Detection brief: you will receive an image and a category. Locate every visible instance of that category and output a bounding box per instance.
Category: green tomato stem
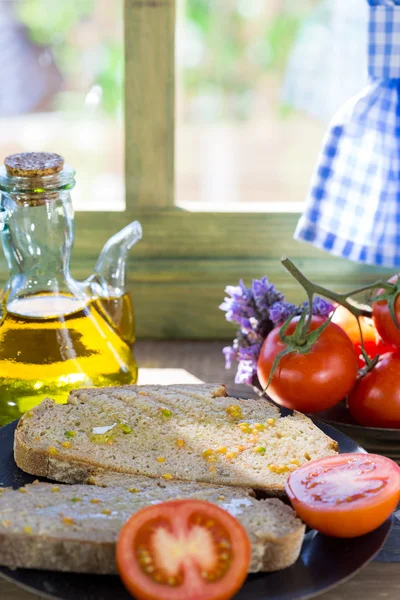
[280,257,394,371]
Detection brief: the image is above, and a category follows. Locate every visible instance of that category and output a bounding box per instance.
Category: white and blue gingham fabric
[295,0,400,268]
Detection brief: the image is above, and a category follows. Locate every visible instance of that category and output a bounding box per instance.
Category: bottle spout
[92,220,143,296]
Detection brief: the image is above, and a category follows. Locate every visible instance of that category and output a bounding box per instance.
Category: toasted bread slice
[14,384,338,493]
[0,478,305,574]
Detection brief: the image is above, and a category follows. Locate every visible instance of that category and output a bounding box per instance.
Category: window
[0,0,385,339]
[124,0,382,338]
[0,0,124,211]
[175,0,368,211]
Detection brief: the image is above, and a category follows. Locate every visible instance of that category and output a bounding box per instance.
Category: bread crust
[14,386,338,494]
[8,384,333,576]
[14,429,288,493]
[259,526,305,572]
[0,529,304,575]
[0,534,116,574]
[0,481,305,574]
[15,430,288,492]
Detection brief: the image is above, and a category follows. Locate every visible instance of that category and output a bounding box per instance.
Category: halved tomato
[116,499,251,600]
[286,453,400,538]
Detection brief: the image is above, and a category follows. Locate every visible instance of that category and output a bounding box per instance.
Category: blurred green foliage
[186,0,304,75]
[16,0,123,117]
[17,0,94,45]
[184,0,310,119]
[266,13,305,72]
[16,0,311,120]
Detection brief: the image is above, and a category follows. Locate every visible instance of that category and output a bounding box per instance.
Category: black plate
[0,419,393,600]
[314,400,400,463]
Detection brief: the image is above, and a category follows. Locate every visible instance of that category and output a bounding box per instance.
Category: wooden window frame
[0,1,385,339]
[88,0,387,339]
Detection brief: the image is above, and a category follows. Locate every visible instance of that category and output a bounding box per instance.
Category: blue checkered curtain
[295,0,400,268]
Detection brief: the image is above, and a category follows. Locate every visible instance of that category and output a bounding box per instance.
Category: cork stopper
[4,152,64,177]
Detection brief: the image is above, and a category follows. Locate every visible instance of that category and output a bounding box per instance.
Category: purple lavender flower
[224,280,248,301]
[222,345,238,369]
[221,274,335,389]
[237,342,262,363]
[219,280,256,327]
[235,360,258,386]
[313,296,334,316]
[302,296,334,317]
[269,301,299,326]
[251,276,284,315]
[242,317,263,335]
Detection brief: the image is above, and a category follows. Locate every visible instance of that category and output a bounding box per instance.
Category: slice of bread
[14,384,338,493]
[0,478,305,574]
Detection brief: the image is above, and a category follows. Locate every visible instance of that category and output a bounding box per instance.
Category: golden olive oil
[0,293,138,426]
[97,293,136,346]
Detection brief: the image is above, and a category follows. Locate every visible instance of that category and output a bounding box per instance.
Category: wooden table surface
[1,340,399,600]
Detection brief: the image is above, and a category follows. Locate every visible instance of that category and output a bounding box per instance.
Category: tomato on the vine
[257,316,358,413]
[372,275,400,347]
[286,453,400,538]
[116,499,251,600]
[348,352,400,428]
[331,305,394,368]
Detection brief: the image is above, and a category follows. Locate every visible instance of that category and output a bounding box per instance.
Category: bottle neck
[0,190,83,306]
[0,164,75,196]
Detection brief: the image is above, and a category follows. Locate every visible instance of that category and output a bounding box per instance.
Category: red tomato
[116,499,251,600]
[257,316,358,413]
[331,305,394,368]
[348,352,400,428]
[372,275,400,347]
[286,453,400,538]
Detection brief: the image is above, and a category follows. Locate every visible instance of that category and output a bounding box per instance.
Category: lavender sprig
[252,276,284,314]
[220,275,334,386]
[235,360,258,386]
[269,301,299,326]
[303,297,334,317]
[219,280,256,330]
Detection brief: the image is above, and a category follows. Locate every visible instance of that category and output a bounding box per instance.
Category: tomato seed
[220,552,229,561]
[206,520,215,528]
[145,565,154,574]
